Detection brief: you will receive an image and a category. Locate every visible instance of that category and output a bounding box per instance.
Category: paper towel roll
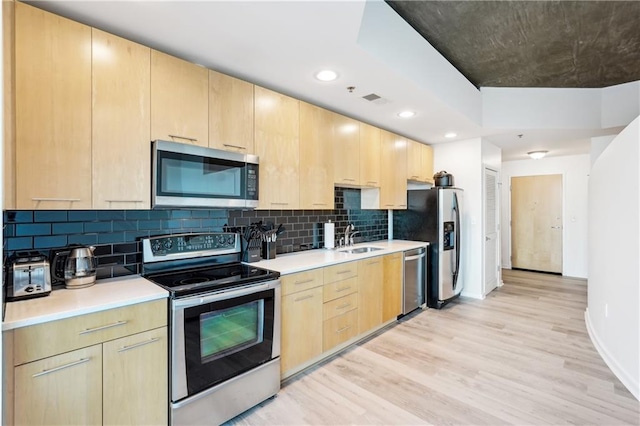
[324,221,335,249]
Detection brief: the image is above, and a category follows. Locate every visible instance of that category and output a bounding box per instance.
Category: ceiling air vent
[361,93,389,105]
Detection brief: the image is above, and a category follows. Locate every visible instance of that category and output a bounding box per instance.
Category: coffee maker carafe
[53,245,97,289]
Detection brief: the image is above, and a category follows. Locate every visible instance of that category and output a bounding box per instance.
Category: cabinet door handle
[270,202,289,206]
[335,286,351,293]
[168,134,198,143]
[294,294,314,302]
[336,325,352,334]
[410,175,419,179]
[367,260,381,265]
[342,178,356,182]
[294,279,315,286]
[118,337,161,353]
[223,144,246,150]
[79,320,128,335]
[366,181,378,185]
[312,203,327,206]
[32,198,81,202]
[105,199,144,204]
[384,204,394,207]
[32,358,90,378]
[336,270,352,275]
[336,303,351,310]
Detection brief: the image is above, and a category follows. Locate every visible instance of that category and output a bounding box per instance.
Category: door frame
[482,165,502,295]
[506,172,566,275]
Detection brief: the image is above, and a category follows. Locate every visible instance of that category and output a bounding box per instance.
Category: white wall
[601,81,640,128]
[433,138,484,299]
[590,135,616,166]
[482,87,602,129]
[586,116,639,400]
[500,155,590,278]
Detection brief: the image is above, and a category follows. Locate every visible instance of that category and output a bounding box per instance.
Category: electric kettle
[53,245,97,289]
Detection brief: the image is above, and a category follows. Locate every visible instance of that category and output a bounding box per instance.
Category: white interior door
[484,167,499,295]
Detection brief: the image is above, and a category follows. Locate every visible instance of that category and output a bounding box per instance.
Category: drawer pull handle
[336,303,351,310]
[168,134,198,143]
[32,198,81,202]
[223,144,246,150]
[79,320,128,335]
[366,181,378,185]
[367,260,381,265]
[294,279,314,285]
[294,295,314,302]
[336,325,352,334]
[342,179,356,182]
[270,202,289,206]
[33,358,90,378]
[336,270,351,275]
[118,337,161,353]
[312,203,327,206]
[105,199,144,203]
[335,286,351,293]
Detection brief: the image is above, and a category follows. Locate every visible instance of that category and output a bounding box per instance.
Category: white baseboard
[584,308,639,401]
[460,291,485,300]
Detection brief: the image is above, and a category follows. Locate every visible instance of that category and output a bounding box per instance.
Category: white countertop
[3,275,169,331]
[252,239,428,275]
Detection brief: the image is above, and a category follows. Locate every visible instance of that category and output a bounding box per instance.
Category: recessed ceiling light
[444,132,457,139]
[397,110,416,118]
[527,150,548,160]
[315,70,338,82]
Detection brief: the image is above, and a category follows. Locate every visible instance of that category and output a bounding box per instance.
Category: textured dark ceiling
[386,1,640,88]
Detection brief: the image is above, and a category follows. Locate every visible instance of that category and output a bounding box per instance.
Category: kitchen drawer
[281,268,323,296]
[323,309,358,351]
[323,277,358,302]
[13,299,167,366]
[323,292,358,320]
[323,262,357,284]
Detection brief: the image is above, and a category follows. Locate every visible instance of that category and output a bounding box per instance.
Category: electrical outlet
[605,303,608,318]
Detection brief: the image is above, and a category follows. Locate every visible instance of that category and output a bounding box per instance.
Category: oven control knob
[163,239,173,250]
[151,240,162,252]
[227,236,235,245]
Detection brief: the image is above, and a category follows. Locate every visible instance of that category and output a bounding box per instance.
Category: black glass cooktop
[145,262,279,297]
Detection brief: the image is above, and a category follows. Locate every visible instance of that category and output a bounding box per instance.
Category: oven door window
[182,288,275,396]
[157,150,246,199]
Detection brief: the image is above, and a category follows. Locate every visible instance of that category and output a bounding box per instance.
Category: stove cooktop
[145,262,279,297]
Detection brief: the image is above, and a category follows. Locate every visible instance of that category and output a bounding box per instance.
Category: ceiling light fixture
[527,150,548,160]
[444,132,457,139]
[397,110,416,118]
[315,70,338,82]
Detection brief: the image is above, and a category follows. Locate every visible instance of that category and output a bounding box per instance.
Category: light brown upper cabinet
[379,130,408,209]
[209,70,254,153]
[299,102,334,209]
[4,0,16,209]
[332,112,360,186]
[15,3,92,209]
[254,86,300,209]
[151,50,208,147]
[92,29,151,209]
[359,122,381,188]
[407,139,435,184]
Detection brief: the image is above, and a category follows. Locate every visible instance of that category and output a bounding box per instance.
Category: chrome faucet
[343,224,353,247]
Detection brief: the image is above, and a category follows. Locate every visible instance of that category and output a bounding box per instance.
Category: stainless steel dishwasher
[403,247,427,315]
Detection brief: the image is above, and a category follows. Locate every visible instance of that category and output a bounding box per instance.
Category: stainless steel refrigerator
[393,187,464,308]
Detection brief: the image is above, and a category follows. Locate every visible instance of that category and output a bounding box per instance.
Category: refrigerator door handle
[452,192,461,288]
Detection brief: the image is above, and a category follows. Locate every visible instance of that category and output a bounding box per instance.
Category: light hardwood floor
[228,269,640,425]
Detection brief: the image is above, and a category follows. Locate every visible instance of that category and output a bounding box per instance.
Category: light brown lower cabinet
[14,345,103,425]
[383,253,404,322]
[4,300,168,426]
[280,253,405,379]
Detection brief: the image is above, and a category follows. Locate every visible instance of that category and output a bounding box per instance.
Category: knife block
[262,241,276,260]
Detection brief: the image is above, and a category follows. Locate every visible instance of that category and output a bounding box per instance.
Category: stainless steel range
[141,232,281,426]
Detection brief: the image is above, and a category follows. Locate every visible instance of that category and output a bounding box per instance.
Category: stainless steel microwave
[152,140,259,209]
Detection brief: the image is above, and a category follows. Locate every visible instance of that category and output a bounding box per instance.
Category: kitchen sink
[339,246,385,254]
